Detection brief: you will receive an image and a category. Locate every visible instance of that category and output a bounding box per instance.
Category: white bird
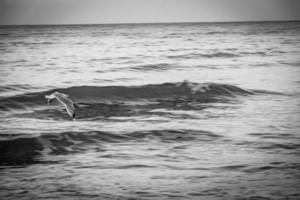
[179,80,211,94]
[45,91,76,119]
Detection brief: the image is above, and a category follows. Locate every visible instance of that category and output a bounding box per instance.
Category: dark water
[0,22,300,199]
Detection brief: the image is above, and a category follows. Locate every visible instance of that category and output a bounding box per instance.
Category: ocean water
[0,22,300,199]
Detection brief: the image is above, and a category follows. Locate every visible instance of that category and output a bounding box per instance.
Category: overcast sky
[0,0,299,25]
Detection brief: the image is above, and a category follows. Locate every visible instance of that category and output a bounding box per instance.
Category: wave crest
[0,129,220,165]
[0,81,253,112]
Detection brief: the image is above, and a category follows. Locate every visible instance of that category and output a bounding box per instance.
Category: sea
[0,21,300,200]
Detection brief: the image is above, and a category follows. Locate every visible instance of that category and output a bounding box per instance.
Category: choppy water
[0,22,300,200]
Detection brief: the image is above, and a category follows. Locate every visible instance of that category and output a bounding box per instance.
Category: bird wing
[45,93,55,100]
[61,93,70,98]
[64,100,75,118]
[55,93,76,118]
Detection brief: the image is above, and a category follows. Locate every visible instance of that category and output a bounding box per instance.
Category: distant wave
[252,89,287,96]
[129,63,175,72]
[0,81,254,112]
[166,50,270,60]
[167,52,240,59]
[0,84,34,92]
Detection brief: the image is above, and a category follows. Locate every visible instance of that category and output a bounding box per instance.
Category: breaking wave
[0,129,220,165]
[0,81,253,111]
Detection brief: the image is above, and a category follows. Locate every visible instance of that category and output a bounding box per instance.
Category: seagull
[45,91,76,119]
[179,80,211,94]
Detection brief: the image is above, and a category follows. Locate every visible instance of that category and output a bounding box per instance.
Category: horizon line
[0,19,299,27]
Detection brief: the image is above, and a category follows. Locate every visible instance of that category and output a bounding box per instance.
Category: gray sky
[0,0,299,25]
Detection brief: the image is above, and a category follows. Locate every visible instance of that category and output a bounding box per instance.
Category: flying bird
[45,91,76,119]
